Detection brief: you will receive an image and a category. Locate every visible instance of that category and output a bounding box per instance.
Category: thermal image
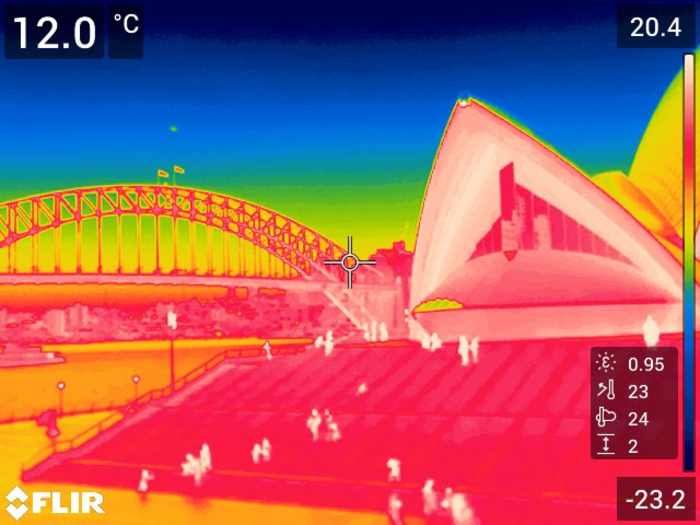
[0,2,698,524]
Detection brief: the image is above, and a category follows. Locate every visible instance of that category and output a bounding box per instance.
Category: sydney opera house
[409,97,693,341]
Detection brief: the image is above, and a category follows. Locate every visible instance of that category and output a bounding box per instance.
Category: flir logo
[5,486,104,521]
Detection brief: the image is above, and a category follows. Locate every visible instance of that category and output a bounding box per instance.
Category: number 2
[634,489,648,509]
[631,17,644,37]
[672,489,685,509]
[628,439,638,454]
[38,16,59,49]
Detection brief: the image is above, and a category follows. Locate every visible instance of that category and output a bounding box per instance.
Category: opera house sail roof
[410,99,686,340]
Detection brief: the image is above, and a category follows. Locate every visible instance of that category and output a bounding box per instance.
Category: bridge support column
[54,226,60,273]
[117,214,122,274]
[136,215,141,274]
[9,205,16,274]
[96,215,102,273]
[223,232,229,276]
[173,218,178,274]
[31,201,39,273]
[239,237,244,277]
[190,221,196,275]
[76,220,82,274]
[32,233,38,273]
[155,214,161,274]
[206,225,213,276]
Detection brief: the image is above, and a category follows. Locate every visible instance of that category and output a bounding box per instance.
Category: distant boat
[0,342,64,368]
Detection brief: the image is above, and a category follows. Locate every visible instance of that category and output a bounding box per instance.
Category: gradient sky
[0,0,694,255]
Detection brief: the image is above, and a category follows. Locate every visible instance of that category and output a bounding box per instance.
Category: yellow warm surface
[42,337,311,355]
[1,339,308,420]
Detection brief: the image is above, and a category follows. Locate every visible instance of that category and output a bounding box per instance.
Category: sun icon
[595,351,617,373]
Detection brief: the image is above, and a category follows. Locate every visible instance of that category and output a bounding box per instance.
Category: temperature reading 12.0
[4,4,144,59]
[13,15,96,50]
[4,5,104,59]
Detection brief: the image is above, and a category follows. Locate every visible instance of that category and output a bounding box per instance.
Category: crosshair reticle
[324,236,377,289]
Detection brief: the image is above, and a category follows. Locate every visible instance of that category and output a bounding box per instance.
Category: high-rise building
[44,309,67,338]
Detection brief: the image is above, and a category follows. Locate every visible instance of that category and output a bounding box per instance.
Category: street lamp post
[132,375,140,405]
[167,311,178,391]
[56,381,66,415]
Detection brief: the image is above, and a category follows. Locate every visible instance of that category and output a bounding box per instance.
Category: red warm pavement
[27,336,696,524]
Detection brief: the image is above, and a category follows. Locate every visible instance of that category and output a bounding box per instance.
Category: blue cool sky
[0,0,694,251]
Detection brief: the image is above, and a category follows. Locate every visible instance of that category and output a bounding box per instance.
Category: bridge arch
[0,185,346,280]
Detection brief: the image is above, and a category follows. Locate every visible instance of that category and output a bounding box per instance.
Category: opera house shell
[410,99,688,340]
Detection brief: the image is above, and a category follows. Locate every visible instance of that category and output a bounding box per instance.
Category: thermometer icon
[597,379,615,400]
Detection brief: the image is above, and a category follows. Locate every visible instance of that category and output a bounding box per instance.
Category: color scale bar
[682,53,695,473]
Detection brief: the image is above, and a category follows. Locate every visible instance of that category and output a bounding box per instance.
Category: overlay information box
[617,477,695,521]
[591,347,678,460]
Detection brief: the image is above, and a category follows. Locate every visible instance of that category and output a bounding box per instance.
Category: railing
[1,402,127,426]
[21,342,308,476]
[21,411,126,476]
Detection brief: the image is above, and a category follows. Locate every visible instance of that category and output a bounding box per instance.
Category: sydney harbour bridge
[0,185,403,329]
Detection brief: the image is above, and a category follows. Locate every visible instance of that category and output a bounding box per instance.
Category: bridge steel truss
[0,185,346,281]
